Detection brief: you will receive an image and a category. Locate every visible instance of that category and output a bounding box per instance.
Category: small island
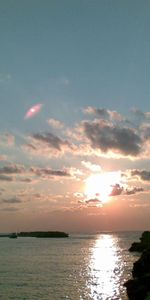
[0,231,69,238]
[18,231,69,238]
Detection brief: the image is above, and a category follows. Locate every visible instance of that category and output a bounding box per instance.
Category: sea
[0,231,141,300]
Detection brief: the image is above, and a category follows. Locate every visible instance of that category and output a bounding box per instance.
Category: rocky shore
[124,231,150,300]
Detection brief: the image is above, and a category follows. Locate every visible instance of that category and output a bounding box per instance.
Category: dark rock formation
[18,231,69,238]
[132,249,150,278]
[124,278,148,300]
[129,231,150,252]
[124,231,150,300]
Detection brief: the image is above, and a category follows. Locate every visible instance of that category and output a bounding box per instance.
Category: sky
[1,0,150,232]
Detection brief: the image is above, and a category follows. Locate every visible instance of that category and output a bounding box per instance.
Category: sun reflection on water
[88,234,123,300]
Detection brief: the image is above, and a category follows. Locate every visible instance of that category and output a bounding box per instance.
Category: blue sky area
[1,0,150,128]
[1,1,150,232]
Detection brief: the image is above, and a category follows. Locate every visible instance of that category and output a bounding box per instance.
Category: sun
[84,171,122,204]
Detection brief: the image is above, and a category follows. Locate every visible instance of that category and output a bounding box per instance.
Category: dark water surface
[0,232,141,300]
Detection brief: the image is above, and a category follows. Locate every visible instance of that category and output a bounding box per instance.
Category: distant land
[18,231,69,238]
[0,231,69,238]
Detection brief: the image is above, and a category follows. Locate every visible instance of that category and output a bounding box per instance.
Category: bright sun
[84,171,122,203]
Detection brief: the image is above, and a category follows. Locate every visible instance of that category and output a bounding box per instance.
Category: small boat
[9,233,18,239]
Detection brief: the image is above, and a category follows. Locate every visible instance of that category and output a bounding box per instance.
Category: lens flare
[24,104,43,119]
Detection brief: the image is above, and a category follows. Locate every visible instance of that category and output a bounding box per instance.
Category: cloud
[0,164,34,183]
[22,130,76,158]
[83,120,142,156]
[30,167,70,178]
[84,106,109,118]
[0,133,15,147]
[109,183,144,196]
[22,132,74,158]
[21,108,150,159]
[80,107,150,158]
[19,178,33,183]
[84,107,123,121]
[47,118,64,129]
[1,207,19,212]
[131,169,150,181]
[81,161,102,172]
[141,124,150,140]
[32,132,70,150]
[109,184,123,196]
[0,175,13,181]
[0,164,25,174]
[2,197,22,204]
[125,187,144,195]
[85,198,102,204]
[79,198,103,207]
[132,108,150,121]
[24,143,37,150]
[74,192,84,198]
[0,163,71,184]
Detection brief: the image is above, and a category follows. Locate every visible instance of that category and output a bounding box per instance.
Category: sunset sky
[1,0,150,232]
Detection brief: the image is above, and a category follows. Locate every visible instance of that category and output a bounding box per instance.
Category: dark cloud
[131,169,150,181]
[19,178,32,183]
[110,183,144,196]
[0,164,25,174]
[25,143,37,150]
[0,175,13,181]
[125,187,144,195]
[91,108,109,119]
[83,121,142,156]
[85,198,102,206]
[32,132,70,151]
[1,207,19,212]
[2,197,21,204]
[109,184,123,196]
[84,107,123,121]
[86,198,101,204]
[78,198,102,207]
[32,193,42,198]
[30,167,70,177]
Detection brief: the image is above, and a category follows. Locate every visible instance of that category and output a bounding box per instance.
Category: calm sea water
[0,232,141,300]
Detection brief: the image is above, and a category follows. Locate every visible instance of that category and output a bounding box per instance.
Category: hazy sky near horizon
[1,0,150,232]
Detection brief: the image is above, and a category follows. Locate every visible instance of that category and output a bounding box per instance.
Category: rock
[132,250,150,278]
[129,231,150,252]
[124,232,150,300]
[140,231,150,244]
[145,293,150,300]
[129,242,146,252]
[124,279,148,300]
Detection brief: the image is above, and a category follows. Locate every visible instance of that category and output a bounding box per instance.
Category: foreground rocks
[124,231,150,300]
[129,231,150,252]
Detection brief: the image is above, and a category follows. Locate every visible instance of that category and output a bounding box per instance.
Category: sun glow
[85,171,122,203]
